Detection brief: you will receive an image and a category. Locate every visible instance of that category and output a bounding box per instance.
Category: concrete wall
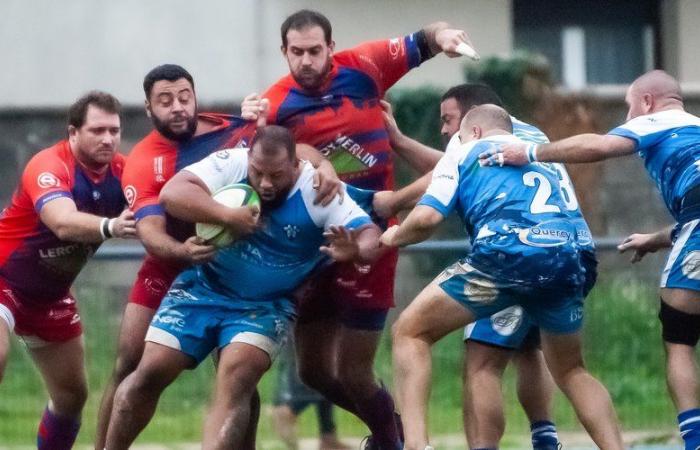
[0,0,511,107]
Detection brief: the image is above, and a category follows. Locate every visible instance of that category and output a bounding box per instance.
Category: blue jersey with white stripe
[181,149,372,301]
[419,134,584,288]
[608,109,700,222]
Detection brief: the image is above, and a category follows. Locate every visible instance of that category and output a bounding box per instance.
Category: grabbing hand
[372,190,398,220]
[435,28,479,60]
[313,160,344,206]
[320,225,360,262]
[380,100,404,148]
[379,224,400,247]
[618,233,664,263]
[241,93,270,127]
[111,209,137,239]
[478,142,529,167]
[227,204,261,237]
[181,236,217,264]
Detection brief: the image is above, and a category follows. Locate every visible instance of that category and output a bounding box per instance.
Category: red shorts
[296,248,398,327]
[0,276,81,345]
[128,256,183,310]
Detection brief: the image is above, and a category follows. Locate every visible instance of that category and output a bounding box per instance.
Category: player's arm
[296,143,344,206]
[373,172,432,219]
[381,100,443,174]
[40,198,135,243]
[479,133,636,167]
[423,21,477,58]
[380,206,444,247]
[136,215,215,264]
[617,225,674,263]
[160,170,259,237]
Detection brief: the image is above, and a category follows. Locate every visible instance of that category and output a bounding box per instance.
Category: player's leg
[317,400,351,449]
[659,287,700,450]
[105,341,192,449]
[393,282,475,450]
[0,307,11,383]
[95,302,156,448]
[540,331,623,450]
[29,336,88,450]
[462,339,512,449]
[336,316,400,450]
[271,403,300,450]
[513,343,560,450]
[202,342,272,449]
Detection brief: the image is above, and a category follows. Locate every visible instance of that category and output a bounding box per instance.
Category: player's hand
[226,204,260,236]
[617,233,663,263]
[313,159,344,206]
[380,100,405,148]
[478,142,529,167]
[436,28,478,59]
[241,93,269,127]
[379,224,400,247]
[111,209,137,239]
[181,236,217,264]
[373,190,398,220]
[320,225,360,262]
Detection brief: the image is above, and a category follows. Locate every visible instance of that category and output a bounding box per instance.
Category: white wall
[0,0,511,107]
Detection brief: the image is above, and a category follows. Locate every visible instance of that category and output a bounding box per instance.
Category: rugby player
[241,10,474,448]
[482,69,700,450]
[105,125,382,449]
[376,84,596,449]
[383,105,624,450]
[0,91,135,450]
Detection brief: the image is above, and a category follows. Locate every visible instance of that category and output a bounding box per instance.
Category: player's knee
[660,300,700,346]
[112,351,142,382]
[52,382,88,416]
[298,364,331,391]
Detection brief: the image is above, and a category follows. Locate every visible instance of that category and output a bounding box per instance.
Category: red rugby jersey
[122,113,254,244]
[0,140,126,303]
[264,34,428,191]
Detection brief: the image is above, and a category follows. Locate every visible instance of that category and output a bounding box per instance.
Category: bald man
[382,105,623,450]
[481,69,700,449]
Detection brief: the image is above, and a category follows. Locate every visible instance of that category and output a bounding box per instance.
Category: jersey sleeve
[122,152,167,220]
[21,151,73,212]
[417,135,468,217]
[607,115,668,152]
[343,32,427,94]
[182,148,249,194]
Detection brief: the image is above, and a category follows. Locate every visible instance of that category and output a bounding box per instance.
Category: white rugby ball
[195,183,260,248]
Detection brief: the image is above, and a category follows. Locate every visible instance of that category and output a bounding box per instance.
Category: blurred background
[1,0,699,448]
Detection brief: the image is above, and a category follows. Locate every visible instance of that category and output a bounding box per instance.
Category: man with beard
[94,64,257,448]
[105,125,383,449]
[241,10,475,449]
[0,91,136,450]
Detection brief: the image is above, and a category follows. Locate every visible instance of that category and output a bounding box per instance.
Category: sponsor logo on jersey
[153,309,186,328]
[154,156,165,183]
[283,224,299,240]
[518,226,571,248]
[570,306,584,323]
[215,150,231,159]
[682,250,700,280]
[124,185,137,208]
[491,306,523,336]
[389,37,401,59]
[145,277,169,295]
[37,172,60,188]
[38,243,84,259]
[320,135,378,173]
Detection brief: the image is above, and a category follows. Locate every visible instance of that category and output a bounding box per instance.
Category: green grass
[0,278,679,445]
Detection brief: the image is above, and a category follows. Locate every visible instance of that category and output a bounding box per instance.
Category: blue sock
[530,420,560,449]
[679,408,700,450]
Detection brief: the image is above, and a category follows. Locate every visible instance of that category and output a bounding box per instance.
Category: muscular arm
[618,225,674,263]
[537,134,637,163]
[136,215,186,261]
[40,197,135,243]
[355,224,384,263]
[374,172,432,219]
[381,205,444,247]
[393,136,443,174]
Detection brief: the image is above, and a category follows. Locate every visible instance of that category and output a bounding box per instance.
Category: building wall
[0,0,511,107]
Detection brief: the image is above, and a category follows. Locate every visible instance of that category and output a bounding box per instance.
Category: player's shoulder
[511,116,550,143]
[619,109,700,134]
[129,130,175,158]
[110,152,127,177]
[25,140,73,173]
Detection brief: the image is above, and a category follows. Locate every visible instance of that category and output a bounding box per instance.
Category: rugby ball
[195,183,260,248]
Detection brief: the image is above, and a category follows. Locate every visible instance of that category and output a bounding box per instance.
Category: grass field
[0,275,681,447]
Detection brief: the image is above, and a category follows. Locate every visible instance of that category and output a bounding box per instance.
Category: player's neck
[69,143,109,178]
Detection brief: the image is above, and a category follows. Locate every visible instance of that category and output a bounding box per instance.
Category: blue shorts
[438,260,584,335]
[463,250,597,347]
[661,219,700,291]
[145,274,295,365]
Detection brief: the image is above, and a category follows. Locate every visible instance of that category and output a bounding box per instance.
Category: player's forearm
[538,134,634,164]
[296,143,325,167]
[355,225,384,264]
[651,225,674,249]
[160,179,231,226]
[391,205,442,247]
[137,217,190,263]
[423,21,450,56]
[393,173,432,213]
[394,135,443,174]
[50,211,109,243]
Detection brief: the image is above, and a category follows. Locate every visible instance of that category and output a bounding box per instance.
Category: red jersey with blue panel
[263,34,430,314]
[0,140,126,343]
[123,113,254,309]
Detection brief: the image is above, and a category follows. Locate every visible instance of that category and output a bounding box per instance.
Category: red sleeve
[122,138,175,220]
[338,34,425,95]
[21,148,73,212]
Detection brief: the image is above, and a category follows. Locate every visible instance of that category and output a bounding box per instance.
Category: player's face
[69,105,121,169]
[283,26,334,92]
[146,78,198,142]
[247,146,299,209]
[440,98,463,146]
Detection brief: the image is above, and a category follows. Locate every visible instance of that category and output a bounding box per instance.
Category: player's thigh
[393,282,474,343]
[539,330,585,380]
[0,317,10,379]
[337,326,381,375]
[295,318,339,376]
[133,341,193,388]
[29,336,88,404]
[660,288,700,314]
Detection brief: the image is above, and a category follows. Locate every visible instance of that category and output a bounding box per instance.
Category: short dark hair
[281,9,332,48]
[250,125,296,161]
[67,91,121,129]
[143,64,194,99]
[441,84,504,117]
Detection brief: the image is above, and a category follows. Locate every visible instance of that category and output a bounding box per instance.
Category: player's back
[423,134,584,289]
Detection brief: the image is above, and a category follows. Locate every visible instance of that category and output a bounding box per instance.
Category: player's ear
[280,45,287,57]
[144,100,152,118]
[67,125,77,139]
[328,40,335,53]
[642,93,654,113]
[471,125,482,140]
